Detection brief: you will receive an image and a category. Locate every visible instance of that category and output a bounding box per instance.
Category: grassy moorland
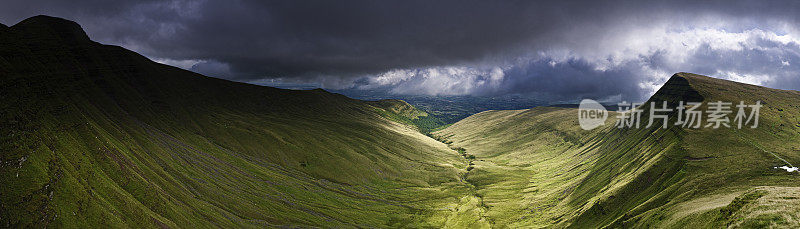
[0,16,478,228]
[435,73,800,228]
[3,15,800,228]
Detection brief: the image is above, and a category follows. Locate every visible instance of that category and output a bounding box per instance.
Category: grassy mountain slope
[4,15,799,228]
[435,72,800,228]
[0,16,475,228]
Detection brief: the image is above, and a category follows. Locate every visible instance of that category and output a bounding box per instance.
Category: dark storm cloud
[499,58,645,102]
[1,0,559,79]
[0,0,690,77]
[3,0,800,101]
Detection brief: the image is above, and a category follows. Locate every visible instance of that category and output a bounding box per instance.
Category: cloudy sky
[3,0,800,102]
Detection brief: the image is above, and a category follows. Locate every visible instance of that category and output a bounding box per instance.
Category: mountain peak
[10,15,90,44]
[674,72,716,82]
[646,72,705,106]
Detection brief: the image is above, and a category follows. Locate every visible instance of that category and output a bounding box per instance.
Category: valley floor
[442,145,492,228]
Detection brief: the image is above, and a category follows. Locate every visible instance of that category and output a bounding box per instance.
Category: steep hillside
[435,72,800,228]
[0,16,473,228]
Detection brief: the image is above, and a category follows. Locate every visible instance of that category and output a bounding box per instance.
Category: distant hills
[334,89,545,124]
[2,16,799,228]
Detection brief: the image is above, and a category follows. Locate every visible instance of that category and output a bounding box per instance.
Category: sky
[3,0,800,102]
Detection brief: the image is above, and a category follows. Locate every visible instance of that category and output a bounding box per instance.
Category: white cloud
[152,58,202,69]
[359,66,506,96]
[716,71,773,86]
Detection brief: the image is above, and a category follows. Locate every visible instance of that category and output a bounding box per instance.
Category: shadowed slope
[1,15,470,228]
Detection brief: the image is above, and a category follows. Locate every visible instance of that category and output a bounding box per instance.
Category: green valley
[2,16,800,228]
[434,73,800,228]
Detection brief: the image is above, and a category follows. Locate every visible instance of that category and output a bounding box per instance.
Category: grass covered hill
[367,99,446,133]
[435,72,800,228]
[0,15,477,228]
[4,15,800,228]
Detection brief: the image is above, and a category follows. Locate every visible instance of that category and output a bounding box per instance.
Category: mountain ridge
[435,72,800,228]
[1,15,471,228]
